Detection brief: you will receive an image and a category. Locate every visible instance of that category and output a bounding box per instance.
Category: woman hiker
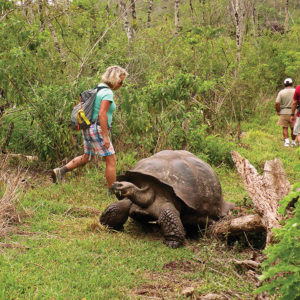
[52,65,128,191]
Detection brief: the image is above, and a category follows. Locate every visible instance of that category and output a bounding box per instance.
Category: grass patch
[0,102,298,299]
[0,167,257,299]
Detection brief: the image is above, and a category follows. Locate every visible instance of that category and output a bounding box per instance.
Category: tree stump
[211,151,291,246]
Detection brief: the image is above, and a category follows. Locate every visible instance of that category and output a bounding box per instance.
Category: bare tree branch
[147,0,153,28]
[75,0,137,82]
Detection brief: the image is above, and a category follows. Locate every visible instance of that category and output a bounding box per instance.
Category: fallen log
[210,152,291,246]
[211,214,265,236]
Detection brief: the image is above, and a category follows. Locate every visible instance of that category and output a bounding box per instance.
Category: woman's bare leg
[104,154,116,188]
[52,154,91,183]
[66,154,90,170]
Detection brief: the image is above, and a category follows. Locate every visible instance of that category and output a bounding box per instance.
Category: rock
[182,287,194,297]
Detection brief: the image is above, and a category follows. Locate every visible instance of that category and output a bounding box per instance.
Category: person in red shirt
[291,85,300,146]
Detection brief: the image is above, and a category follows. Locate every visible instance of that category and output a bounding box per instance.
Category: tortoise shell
[118,150,227,217]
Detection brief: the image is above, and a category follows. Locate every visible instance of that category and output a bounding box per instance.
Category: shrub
[257,153,300,300]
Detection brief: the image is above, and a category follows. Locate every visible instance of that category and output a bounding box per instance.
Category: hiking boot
[284,139,290,147]
[52,167,63,183]
[291,140,296,147]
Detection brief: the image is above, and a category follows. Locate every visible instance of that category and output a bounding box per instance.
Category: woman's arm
[99,100,111,149]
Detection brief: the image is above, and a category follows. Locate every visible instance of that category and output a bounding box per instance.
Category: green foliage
[257,147,300,300]
[1,0,300,167]
[116,151,138,175]
[0,81,93,164]
[113,74,234,166]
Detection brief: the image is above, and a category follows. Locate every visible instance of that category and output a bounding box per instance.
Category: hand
[291,116,295,123]
[103,137,110,149]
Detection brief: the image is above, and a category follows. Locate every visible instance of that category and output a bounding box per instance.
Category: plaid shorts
[82,123,115,157]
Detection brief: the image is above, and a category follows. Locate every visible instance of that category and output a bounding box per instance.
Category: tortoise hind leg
[100,199,132,230]
[158,203,185,248]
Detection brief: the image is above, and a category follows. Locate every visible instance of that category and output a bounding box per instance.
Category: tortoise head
[111,181,154,208]
[112,182,137,198]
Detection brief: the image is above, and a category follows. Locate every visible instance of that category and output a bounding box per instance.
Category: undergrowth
[0,98,299,299]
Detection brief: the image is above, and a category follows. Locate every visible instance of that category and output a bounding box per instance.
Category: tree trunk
[230,0,245,75]
[27,3,34,24]
[21,0,28,19]
[249,0,257,39]
[48,21,66,65]
[174,0,180,35]
[284,0,289,33]
[120,0,133,41]
[200,0,206,25]
[147,0,153,28]
[66,0,70,27]
[189,0,195,24]
[38,0,45,31]
[130,0,137,34]
[90,8,97,44]
[106,0,110,19]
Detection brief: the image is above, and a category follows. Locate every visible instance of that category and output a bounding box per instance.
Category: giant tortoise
[100,150,234,248]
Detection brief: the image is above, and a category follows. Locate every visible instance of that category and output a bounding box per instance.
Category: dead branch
[0,9,15,23]
[147,0,153,28]
[211,214,265,236]
[48,21,66,64]
[230,151,290,244]
[232,259,261,270]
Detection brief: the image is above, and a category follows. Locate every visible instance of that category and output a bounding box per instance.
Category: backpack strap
[95,85,110,91]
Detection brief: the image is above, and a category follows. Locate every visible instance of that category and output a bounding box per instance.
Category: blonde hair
[102,66,128,88]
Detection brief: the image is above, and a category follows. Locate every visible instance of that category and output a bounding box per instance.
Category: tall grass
[0,156,24,237]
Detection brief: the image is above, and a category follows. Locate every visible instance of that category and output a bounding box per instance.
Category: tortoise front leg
[129,204,157,223]
[158,203,185,248]
[100,199,132,230]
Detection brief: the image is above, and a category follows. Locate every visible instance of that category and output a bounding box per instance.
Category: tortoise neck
[131,184,154,208]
